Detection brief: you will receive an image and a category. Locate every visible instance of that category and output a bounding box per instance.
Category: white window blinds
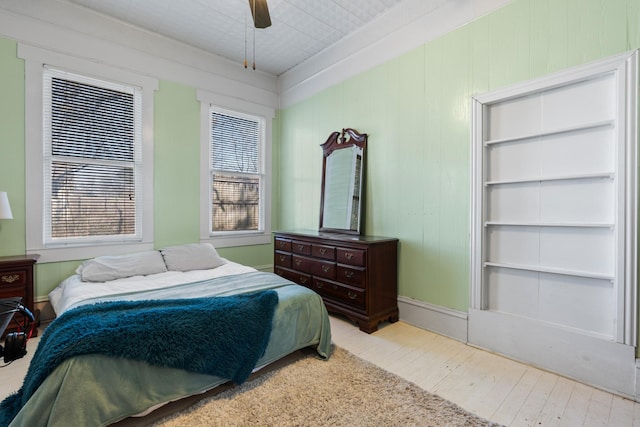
[210,109,263,233]
[43,68,143,245]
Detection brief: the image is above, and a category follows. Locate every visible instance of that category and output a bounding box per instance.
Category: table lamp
[0,191,13,220]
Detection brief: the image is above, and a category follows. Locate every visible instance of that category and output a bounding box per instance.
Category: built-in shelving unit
[469,49,638,400]
[477,99,621,312]
[482,126,617,286]
[482,115,617,301]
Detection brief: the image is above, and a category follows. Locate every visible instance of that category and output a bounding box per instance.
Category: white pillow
[160,243,226,272]
[79,250,168,282]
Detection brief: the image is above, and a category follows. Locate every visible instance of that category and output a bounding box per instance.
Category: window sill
[201,232,271,248]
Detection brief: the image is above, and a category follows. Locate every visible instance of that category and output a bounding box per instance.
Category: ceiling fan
[244,0,271,69]
[248,0,271,29]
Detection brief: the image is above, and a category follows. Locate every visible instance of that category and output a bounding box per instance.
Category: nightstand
[0,255,40,337]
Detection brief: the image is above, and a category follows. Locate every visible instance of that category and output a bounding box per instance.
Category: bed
[0,243,331,427]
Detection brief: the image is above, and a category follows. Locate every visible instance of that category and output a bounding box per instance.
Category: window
[198,91,273,247]
[210,108,263,233]
[43,68,142,245]
[20,44,158,262]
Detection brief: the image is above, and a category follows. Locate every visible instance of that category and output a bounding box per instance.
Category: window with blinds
[209,109,263,233]
[43,68,142,244]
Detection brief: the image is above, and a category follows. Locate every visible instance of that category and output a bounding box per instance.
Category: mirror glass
[319,128,366,234]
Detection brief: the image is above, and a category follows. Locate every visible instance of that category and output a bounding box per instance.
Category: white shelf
[484,261,614,281]
[484,222,614,229]
[485,172,614,186]
[484,120,614,146]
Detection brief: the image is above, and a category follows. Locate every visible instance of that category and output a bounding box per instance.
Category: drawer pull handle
[344,271,354,278]
[315,283,324,289]
[299,277,308,284]
[279,255,286,262]
[1,274,19,284]
[279,241,286,247]
[344,252,354,260]
[321,265,330,273]
[294,259,302,266]
[348,292,357,300]
[319,248,326,255]
[297,244,305,250]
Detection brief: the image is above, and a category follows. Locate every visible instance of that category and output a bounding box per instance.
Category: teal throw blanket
[0,290,278,427]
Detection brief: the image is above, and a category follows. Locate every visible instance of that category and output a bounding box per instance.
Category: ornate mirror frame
[319,128,367,235]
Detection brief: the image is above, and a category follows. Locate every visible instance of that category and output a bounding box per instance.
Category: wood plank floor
[330,316,640,427]
[2,316,640,426]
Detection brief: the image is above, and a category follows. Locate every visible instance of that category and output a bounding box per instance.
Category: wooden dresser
[0,254,39,338]
[273,230,398,333]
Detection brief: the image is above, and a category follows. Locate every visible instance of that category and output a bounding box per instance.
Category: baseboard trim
[398,296,467,342]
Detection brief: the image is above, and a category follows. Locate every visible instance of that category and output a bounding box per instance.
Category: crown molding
[277,0,513,109]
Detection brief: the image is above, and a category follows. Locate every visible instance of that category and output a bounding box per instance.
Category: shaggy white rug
[151,346,500,427]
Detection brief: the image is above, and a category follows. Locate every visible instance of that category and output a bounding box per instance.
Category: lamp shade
[0,192,13,219]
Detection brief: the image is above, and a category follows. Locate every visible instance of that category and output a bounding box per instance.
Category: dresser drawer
[274,266,295,282]
[292,255,336,280]
[292,240,311,255]
[274,251,291,268]
[311,244,335,261]
[274,266,312,287]
[312,278,365,310]
[0,285,25,299]
[337,265,365,287]
[337,248,365,267]
[275,238,292,252]
[0,270,26,286]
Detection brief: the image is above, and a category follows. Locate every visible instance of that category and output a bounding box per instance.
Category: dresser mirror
[319,128,367,235]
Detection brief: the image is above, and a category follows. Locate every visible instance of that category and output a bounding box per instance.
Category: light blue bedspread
[8,272,331,427]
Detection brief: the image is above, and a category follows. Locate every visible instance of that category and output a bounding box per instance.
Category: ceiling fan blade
[248,0,271,29]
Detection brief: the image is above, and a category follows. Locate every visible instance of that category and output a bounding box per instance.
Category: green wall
[153,81,201,248]
[275,0,640,312]
[0,38,25,256]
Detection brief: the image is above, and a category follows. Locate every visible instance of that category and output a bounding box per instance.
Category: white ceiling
[68,0,407,76]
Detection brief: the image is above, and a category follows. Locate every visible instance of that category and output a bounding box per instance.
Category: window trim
[197,90,274,248]
[20,44,158,263]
